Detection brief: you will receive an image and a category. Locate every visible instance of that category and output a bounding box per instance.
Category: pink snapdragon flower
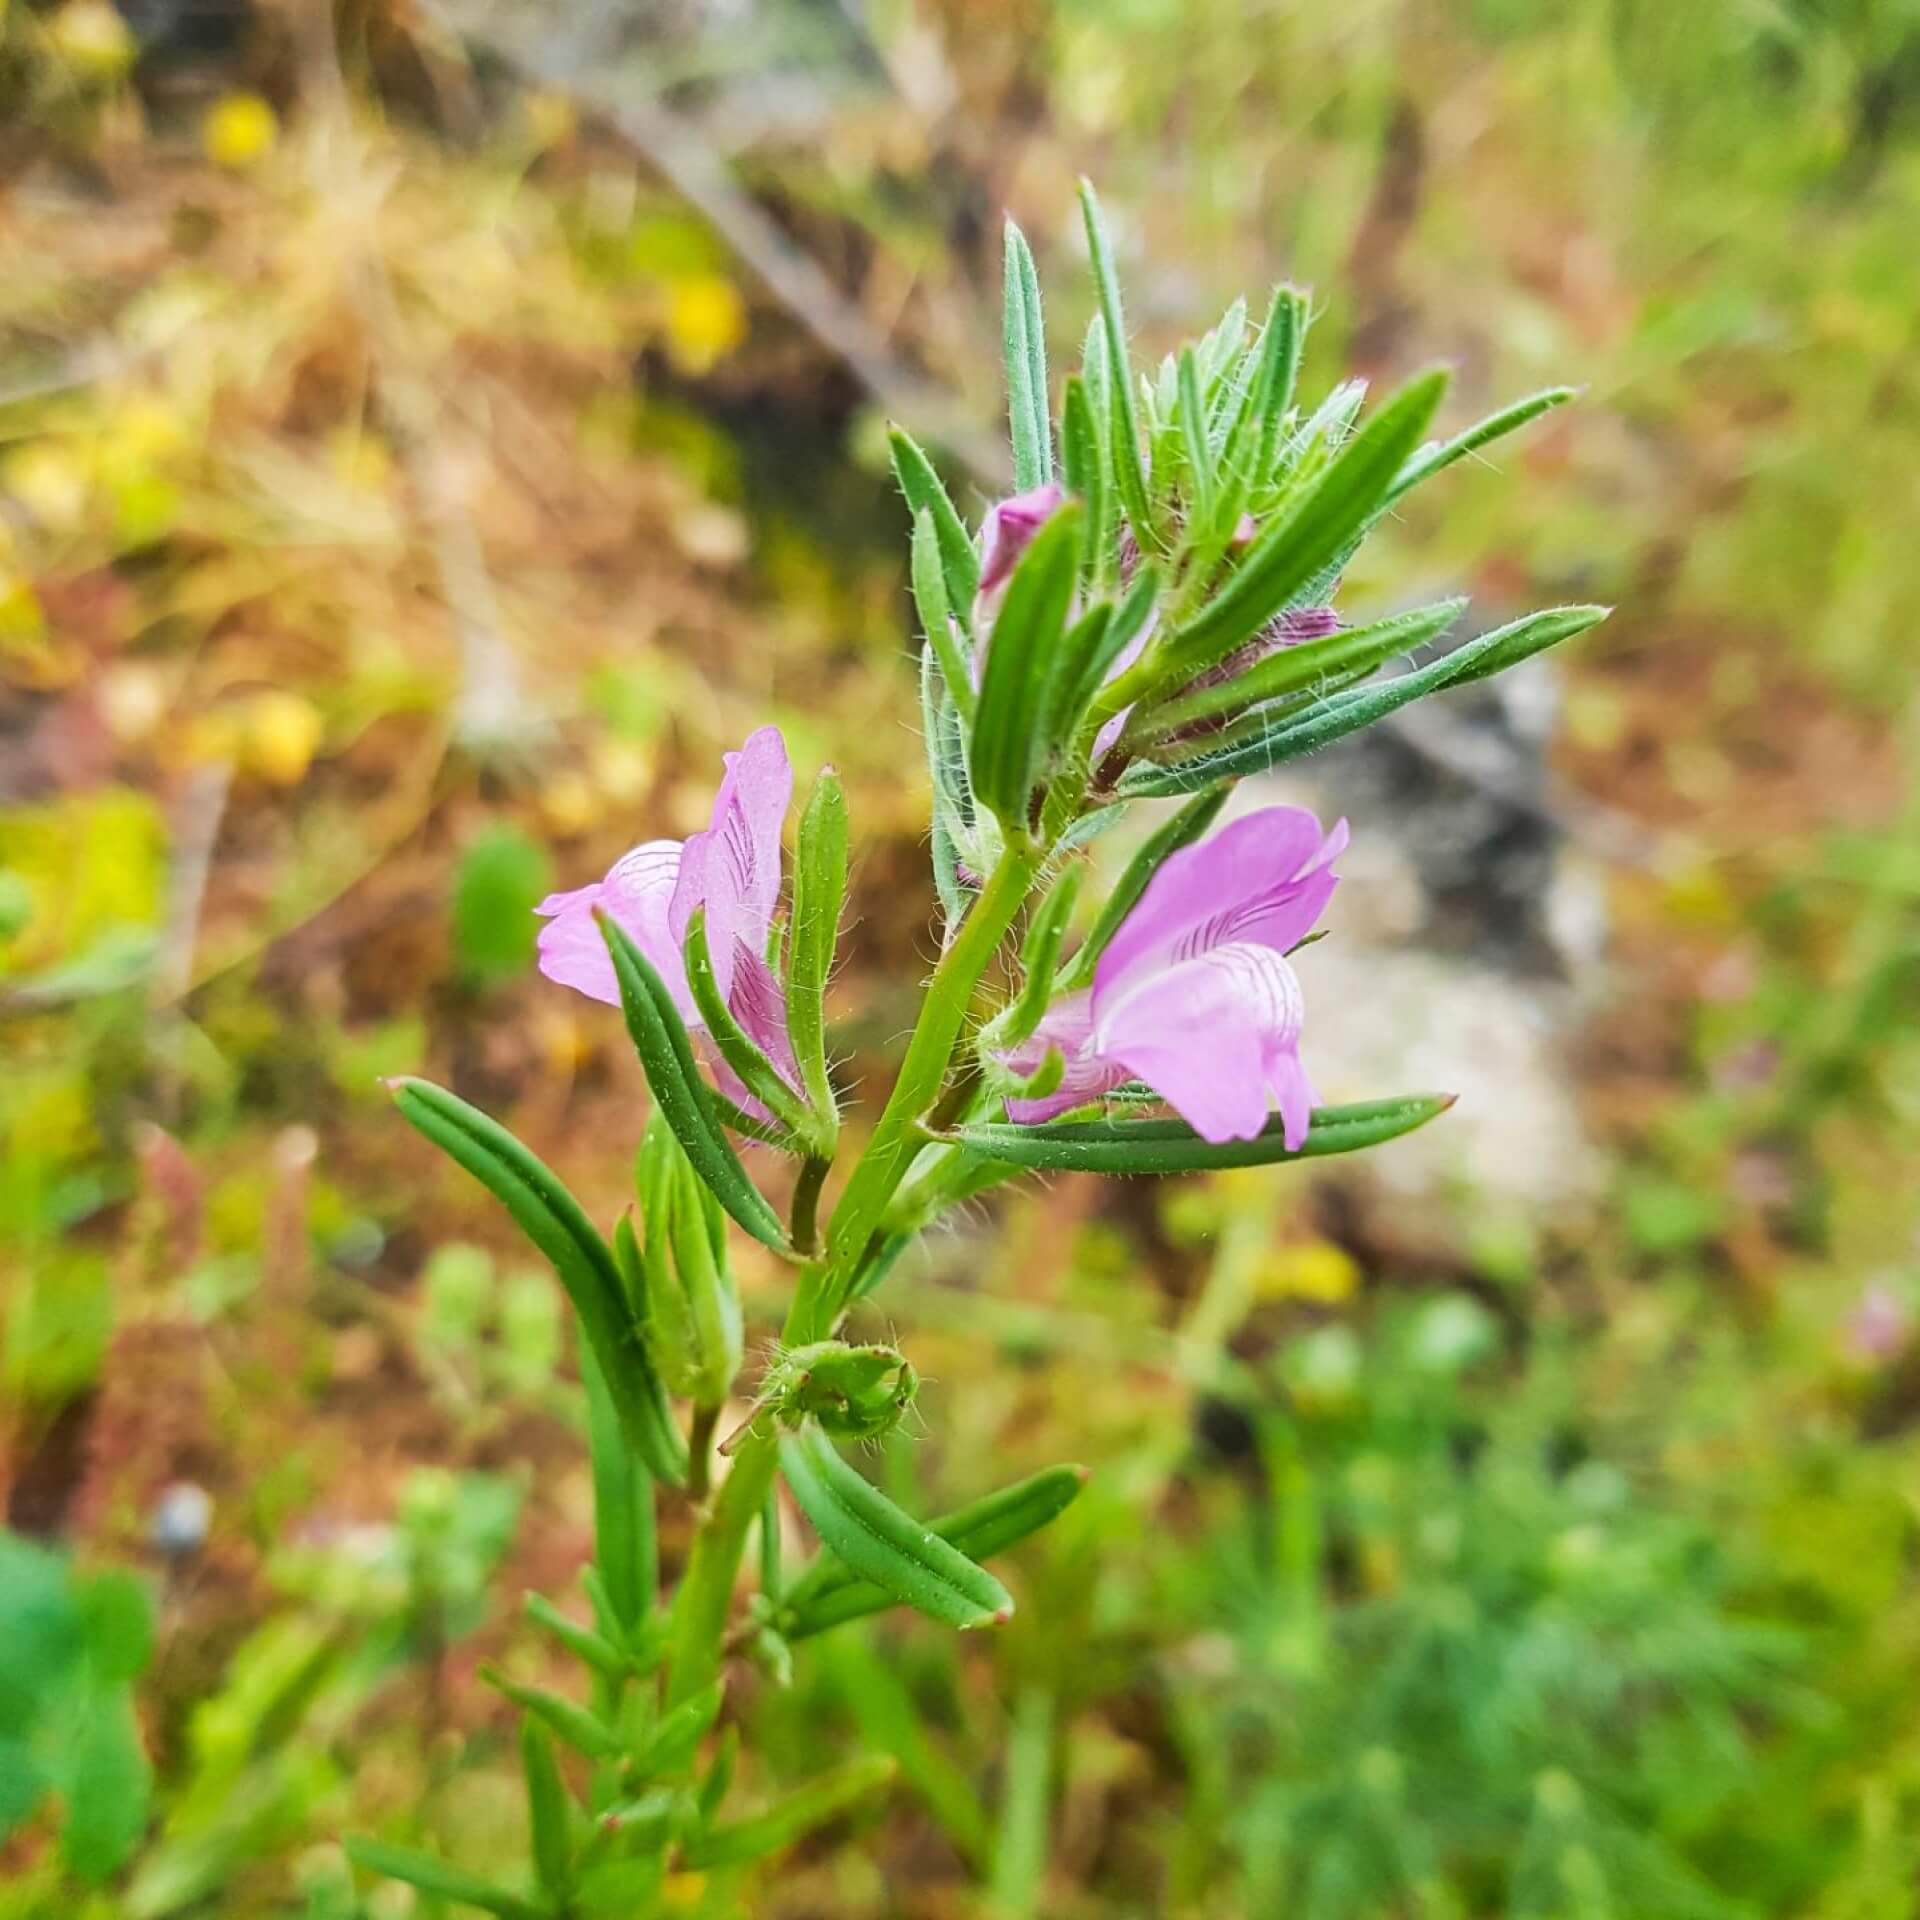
[999,806,1346,1145]
[535,726,800,1113]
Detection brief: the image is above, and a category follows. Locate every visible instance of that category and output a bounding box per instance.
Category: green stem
[790,1155,830,1256]
[822,848,1042,1292]
[686,1403,721,1505]
[663,848,1043,1705]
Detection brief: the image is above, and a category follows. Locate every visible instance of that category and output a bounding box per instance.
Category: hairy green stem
[822,847,1042,1291]
[664,846,1044,1705]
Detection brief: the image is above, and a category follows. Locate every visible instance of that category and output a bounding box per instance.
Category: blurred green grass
[2,1,1919,1914]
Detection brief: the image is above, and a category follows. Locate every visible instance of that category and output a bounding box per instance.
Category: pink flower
[535,726,800,1113]
[999,806,1346,1145]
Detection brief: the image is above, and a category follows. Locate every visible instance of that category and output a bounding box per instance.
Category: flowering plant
[355,185,1605,1912]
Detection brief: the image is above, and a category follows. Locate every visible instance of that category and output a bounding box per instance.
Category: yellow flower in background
[203,92,279,171]
[243,691,324,786]
[47,0,135,75]
[1251,1238,1361,1306]
[665,275,747,375]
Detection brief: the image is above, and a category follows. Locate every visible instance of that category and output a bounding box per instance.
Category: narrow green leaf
[921,643,974,931]
[683,907,816,1149]
[789,766,848,1134]
[595,913,790,1253]
[989,1687,1054,1918]
[1065,564,1159,745]
[1384,385,1576,509]
[778,1425,1013,1631]
[697,1723,739,1824]
[990,868,1083,1051]
[1121,605,1609,793]
[634,1680,725,1780]
[781,1464,1088,1640]
[1059,375,1109,589]
[1176,346,1213,524]
[1251,285,1310,485]
[889,425,979,618]
[970,499,1085,835]
[389,1078,686,1484]
[580,1344,657,1633]
[521,1720,572,1899]
[1056,785,1229,990]
[1147,369,1449,690]
[1078,180,1158,552]
[1003,220,1051,492]
[913,508,975,724]
[525,1592,628,1680]
[345,1841,547,1920]
[482,1667,623,1762]
[1139,598,1468,740]
[679,1756,895,1870]
[943,1093,1456,1173]
[665,1146,743,1407]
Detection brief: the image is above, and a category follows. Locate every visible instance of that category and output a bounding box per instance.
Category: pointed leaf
[521,1721,572,1899]
[595,913,790,1253]
[781,1464,1088,1640]
[1146,369,1449,690]
[1003,220,1052,492]
[345,1841,547,1920]
[1079,180,1158,552]
[912,508,975,722]
[970,499,1085,834]
[1120,605,1608,793]
[1139,598,1468,740]
[778,1425,1013,1631]
[1385,385,1575,509]
[634,1680,725,1780]
[680,1756,895,1870]
[482,1667,624,1762]
[389,1079,686,1484]
[683,907,816,1148]
[889,425,979,620]
[789,766,848,1132]
[942,1092,1456,1173]
[580,1344,656,1634]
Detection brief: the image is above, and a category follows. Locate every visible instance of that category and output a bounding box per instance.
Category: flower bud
[757,1340,919,1443]
[636,1114,743,1407]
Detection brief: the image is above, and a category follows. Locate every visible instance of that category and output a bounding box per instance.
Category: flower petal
[1094,806,1343,1003]
[1094,941,1310,1144]
[671,726,792,996]
[999,991,1131,1125]
[727,944,801,1094]
[537,839,687,1011]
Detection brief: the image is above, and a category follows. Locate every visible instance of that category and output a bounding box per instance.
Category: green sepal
[788,766,847,1135]
[521,1720,573,1900]
[889,424,979,620]
[481,1666,624,1762]
[679,1756,896,1870]
[1079,179,1159,553]
[1003,219,1052,492]
[344,1840,546,1920]
[594,911,790,1253]
[683,906,817,1150]
[1144,368,1449,691]
[777,1424,1013,1631]
[1056,784,1230,991]
[780,1464,1088,1641]
[1059,374,1110,588]
[1120,605,1609,795]
[912,507,975,724]
[941,1092,1455,1174]
[970,498,1085,837]
[1068,564,1160,746]
[1176,345,1213,524]
[388,1078,686,1485]
[984,866,1083,1054]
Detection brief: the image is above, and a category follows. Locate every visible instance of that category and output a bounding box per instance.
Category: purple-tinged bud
[978,483,1067,598]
